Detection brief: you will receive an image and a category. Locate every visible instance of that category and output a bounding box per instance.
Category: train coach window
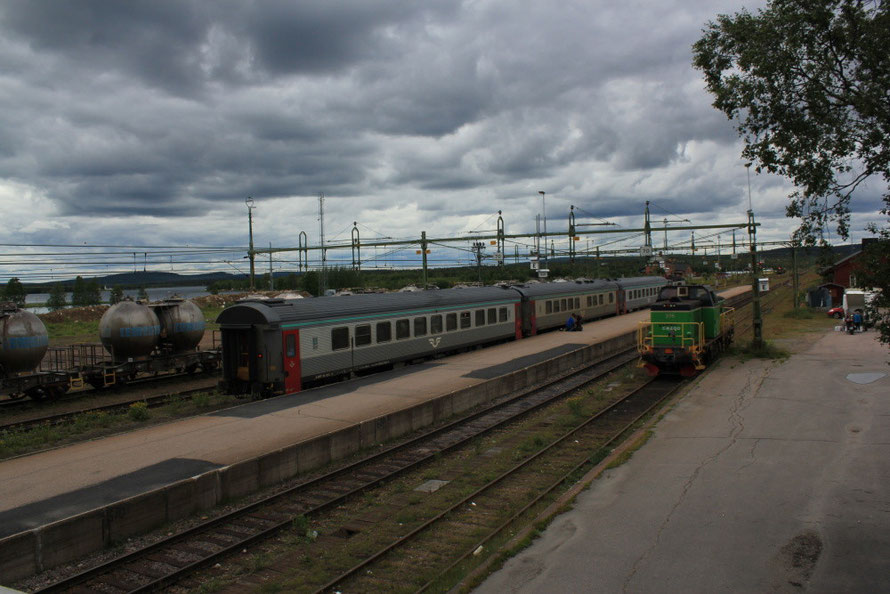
[460,311,471,329]
[574,297,580,309]
[561,298,568,311]
[414,317,427,337]
[331,327,349,351]
[431,315,443,334]
[609,293,614,303]
[286,334,296,358]
[554,300,561,313]
[499,307,508,322]
[377,321,392,343]
[488,308,497,324]
[546,301,552,314]
[586,296,592,307]
[355,325,372,347]
[475,310,485,326]
[396,319,410,339]
[446,313,457,331]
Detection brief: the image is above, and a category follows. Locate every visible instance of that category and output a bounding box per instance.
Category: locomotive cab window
[498,307,508,322]
[396,319,410,339]
[446,313,457,331]
[414,317,427,337]
[331,327,349,351]
[460,311,471,329]
[355,325,372,347]
[431,315,443,334]
[377,321,392,343]
[475,310,485,326]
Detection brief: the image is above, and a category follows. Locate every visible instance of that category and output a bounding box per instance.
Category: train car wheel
[643,362,660,376]
[26,387,49,401]
[680,364,698,377]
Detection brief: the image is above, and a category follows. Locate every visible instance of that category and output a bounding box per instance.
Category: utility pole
[791,238,799,310]
[747,164,763,348]
[421,231,429,286]
[473,241,485,283]
[539,191,547,269]
[246,196,256,291]
[269,242,273,290]
[318,193,326,296]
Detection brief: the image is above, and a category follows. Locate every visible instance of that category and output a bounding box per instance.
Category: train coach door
[282,329,301,393]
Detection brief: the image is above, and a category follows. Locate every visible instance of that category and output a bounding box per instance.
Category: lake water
[25,286,220,314]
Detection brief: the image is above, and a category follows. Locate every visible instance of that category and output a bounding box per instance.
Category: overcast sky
[0,0,885,280]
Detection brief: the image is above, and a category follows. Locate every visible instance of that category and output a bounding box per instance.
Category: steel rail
[36,347,639,593]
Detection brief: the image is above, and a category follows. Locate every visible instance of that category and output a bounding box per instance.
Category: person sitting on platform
[564,314,575,332]
[572,313,583,331]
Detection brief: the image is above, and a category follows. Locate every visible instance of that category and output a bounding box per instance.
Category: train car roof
[614,276,668,288]
[216,286,522,327]
[510,278,618,298]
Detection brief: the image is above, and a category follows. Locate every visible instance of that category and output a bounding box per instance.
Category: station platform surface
[0,285,749,541]
[474,325,890,593]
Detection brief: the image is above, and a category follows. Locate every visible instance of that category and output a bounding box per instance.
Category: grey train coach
[216,277,665,396]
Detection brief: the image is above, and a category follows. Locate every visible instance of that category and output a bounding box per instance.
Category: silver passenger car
[217,287,522,396]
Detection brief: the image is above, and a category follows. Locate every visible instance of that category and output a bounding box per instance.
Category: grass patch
[43,320,100,341]
[730,340,790,363]
[606,430,653,469]
[0,391,237,460]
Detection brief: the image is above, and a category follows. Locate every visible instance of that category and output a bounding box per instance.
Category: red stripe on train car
[514,302,522,340]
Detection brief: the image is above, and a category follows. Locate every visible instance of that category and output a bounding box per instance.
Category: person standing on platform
[853,310,863,332]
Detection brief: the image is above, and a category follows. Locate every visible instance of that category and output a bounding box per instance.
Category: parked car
[827,306,844,318]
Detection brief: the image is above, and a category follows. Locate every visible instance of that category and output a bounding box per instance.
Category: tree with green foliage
[109,285,124,305]
[856,238,890,346]
[46,284,67,311]
[3,277,26,307]
[137,286,149,301]
[692,0,890,243]
[71,276,101,306]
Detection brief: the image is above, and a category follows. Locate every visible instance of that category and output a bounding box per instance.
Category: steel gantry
[250,210,758,283]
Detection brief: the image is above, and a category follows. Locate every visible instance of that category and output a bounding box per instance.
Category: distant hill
[23,271,248,290]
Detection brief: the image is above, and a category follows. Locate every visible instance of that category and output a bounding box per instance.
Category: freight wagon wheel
[25,387,49,401]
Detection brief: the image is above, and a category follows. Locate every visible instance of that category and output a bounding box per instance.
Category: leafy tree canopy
[693,0,890,243]
[3,277,26,307]
[109,286,124,305]
[47,284,67,311]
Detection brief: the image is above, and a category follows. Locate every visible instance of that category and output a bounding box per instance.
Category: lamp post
[746,164,763,349]
[246,196,256,291]
[538,191,547,268]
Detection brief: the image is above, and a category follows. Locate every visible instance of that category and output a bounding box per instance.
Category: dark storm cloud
[0,0,794,250]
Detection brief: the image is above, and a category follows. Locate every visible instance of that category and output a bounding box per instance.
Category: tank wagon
[637,284,735,376]
[218,276,666,397]
[0,298,219,401]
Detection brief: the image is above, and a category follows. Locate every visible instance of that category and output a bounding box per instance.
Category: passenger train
[217,276,667,397]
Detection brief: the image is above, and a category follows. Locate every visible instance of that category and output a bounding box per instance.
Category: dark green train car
[638,284,734,376]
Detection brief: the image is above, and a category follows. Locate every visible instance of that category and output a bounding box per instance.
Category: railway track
[320,375,685,593]
[0,381,218,434]
[35,347,642,593]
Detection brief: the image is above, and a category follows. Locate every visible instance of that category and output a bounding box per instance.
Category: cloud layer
[0,0,882,277]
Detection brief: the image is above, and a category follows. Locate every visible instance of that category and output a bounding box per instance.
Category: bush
[128,401,150,421]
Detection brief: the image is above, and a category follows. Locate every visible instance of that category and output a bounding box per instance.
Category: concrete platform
[474,326,889,593]
[0,285,750,582]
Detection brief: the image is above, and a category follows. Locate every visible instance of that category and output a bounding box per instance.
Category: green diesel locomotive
[638,284,735,376]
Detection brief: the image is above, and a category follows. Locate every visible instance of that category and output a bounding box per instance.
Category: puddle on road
[845,373,886,385]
